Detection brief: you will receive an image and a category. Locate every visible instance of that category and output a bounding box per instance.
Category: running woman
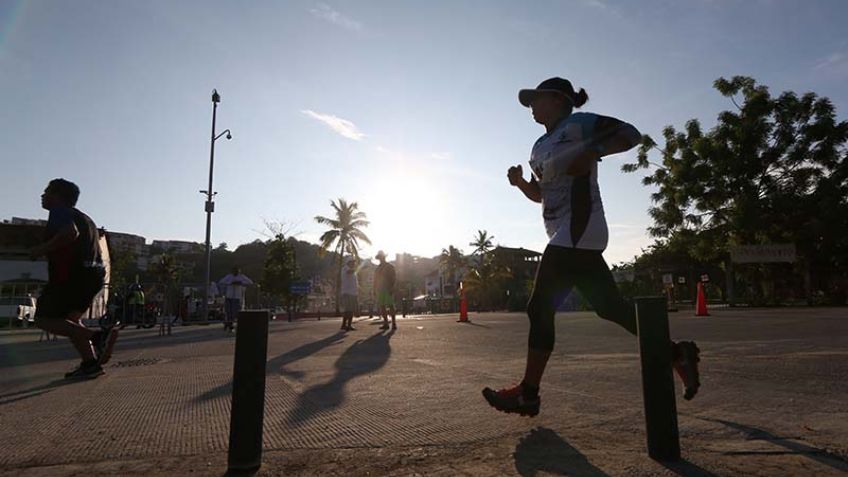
[482,78,700,417]
[31,179,119,379]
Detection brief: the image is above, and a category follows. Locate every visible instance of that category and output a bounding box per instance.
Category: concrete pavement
[1,308,846,476]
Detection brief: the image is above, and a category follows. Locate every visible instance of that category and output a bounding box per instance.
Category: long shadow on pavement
[462,320,490,328]
[701,417,848,473]
[513,427,610,477]
[0,378,88,406]
[661,459,718,477]
[194,330,347,402]
[0,326,237,370]
[285,329,394,427]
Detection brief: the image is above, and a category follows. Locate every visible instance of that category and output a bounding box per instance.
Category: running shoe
[65,361,104,380]
[672,341,701,400]
[94,327,120,365]
[482,383,540,417]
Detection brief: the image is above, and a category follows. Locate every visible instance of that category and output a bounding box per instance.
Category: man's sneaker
[673,341,701,400]
[65,361,104,380]
[482,384,540,417]
[94,327,120,366]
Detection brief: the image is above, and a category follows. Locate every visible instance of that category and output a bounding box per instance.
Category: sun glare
[361,166,447,258]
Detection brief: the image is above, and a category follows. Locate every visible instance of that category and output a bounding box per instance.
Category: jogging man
[218,266,253,332]
[373,250,397,330]
[482,78,701,416]
[32,179,118,379]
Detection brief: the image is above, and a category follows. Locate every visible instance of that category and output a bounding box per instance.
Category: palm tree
[438,245,466,296]
[314,198,371,313]
[469,230,494,265]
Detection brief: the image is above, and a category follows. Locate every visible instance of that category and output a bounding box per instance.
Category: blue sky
[2,0,847,264]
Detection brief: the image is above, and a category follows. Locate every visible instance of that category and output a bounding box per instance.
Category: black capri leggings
[527,245,637,351]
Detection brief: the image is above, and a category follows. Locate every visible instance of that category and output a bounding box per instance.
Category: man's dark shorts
[35,267,105,320]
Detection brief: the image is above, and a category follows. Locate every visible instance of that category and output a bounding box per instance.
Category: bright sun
[361,166,447,258]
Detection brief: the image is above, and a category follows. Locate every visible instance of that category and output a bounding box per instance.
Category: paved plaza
[1,308,846,476]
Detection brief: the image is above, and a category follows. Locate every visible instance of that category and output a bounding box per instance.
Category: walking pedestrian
[373,250,397,330]
[340,257,359,331]
[218,267,253,332]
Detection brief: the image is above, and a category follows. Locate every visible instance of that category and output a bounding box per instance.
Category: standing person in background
[127,279,145,328]
[339,257,359,331]
[218,266,253,333]
[482,77,701,417]
[373,250,397,330]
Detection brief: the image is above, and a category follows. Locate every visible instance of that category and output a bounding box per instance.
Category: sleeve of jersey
[590,114,641,150]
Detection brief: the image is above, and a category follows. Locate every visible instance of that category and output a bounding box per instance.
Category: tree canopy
[623,76,848,303]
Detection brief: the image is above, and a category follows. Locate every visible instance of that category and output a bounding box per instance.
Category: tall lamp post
[201,89,232,323]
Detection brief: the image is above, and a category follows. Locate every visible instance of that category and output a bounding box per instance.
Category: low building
[151,240,202,254]
[108,231,149,270]
[0,222,47,298]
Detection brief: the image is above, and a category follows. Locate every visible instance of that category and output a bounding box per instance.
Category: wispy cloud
[577,0,622,17]
[309,3,363,32]
[580,0,610,9]
[430,152,451,160]
[815,51,848,70]
[301,110,365,141]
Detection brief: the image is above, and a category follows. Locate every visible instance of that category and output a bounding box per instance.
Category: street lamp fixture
[200,89,232,324]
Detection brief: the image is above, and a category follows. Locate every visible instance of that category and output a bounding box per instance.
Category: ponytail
[572,88,588,108]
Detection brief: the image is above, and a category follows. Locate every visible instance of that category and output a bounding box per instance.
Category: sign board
[700,274,710,283]
[662,273,673,285]
[289,281,312,295]
[677,276,686,284]
[730,244,796,264]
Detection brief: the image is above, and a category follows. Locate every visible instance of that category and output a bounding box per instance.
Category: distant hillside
[117,235,443,297]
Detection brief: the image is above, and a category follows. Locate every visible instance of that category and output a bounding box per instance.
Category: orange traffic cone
[458,288,469,323]
[695,282,709,316]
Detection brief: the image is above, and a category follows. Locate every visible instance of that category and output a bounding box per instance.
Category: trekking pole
[635,296,680,461]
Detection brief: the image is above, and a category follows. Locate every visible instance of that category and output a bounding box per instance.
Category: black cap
[518,77,576,107]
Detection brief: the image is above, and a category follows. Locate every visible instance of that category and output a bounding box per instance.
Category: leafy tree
[108,248,137,294]
[463,255,510,311]
[314,198,371,312]
[624,76,848,304]
[151,253,180,315]
[439,245,466,296]
[261,233,298,312]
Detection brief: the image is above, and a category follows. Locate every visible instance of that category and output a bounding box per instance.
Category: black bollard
[227,310,270,474]
[635,296,681,461]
